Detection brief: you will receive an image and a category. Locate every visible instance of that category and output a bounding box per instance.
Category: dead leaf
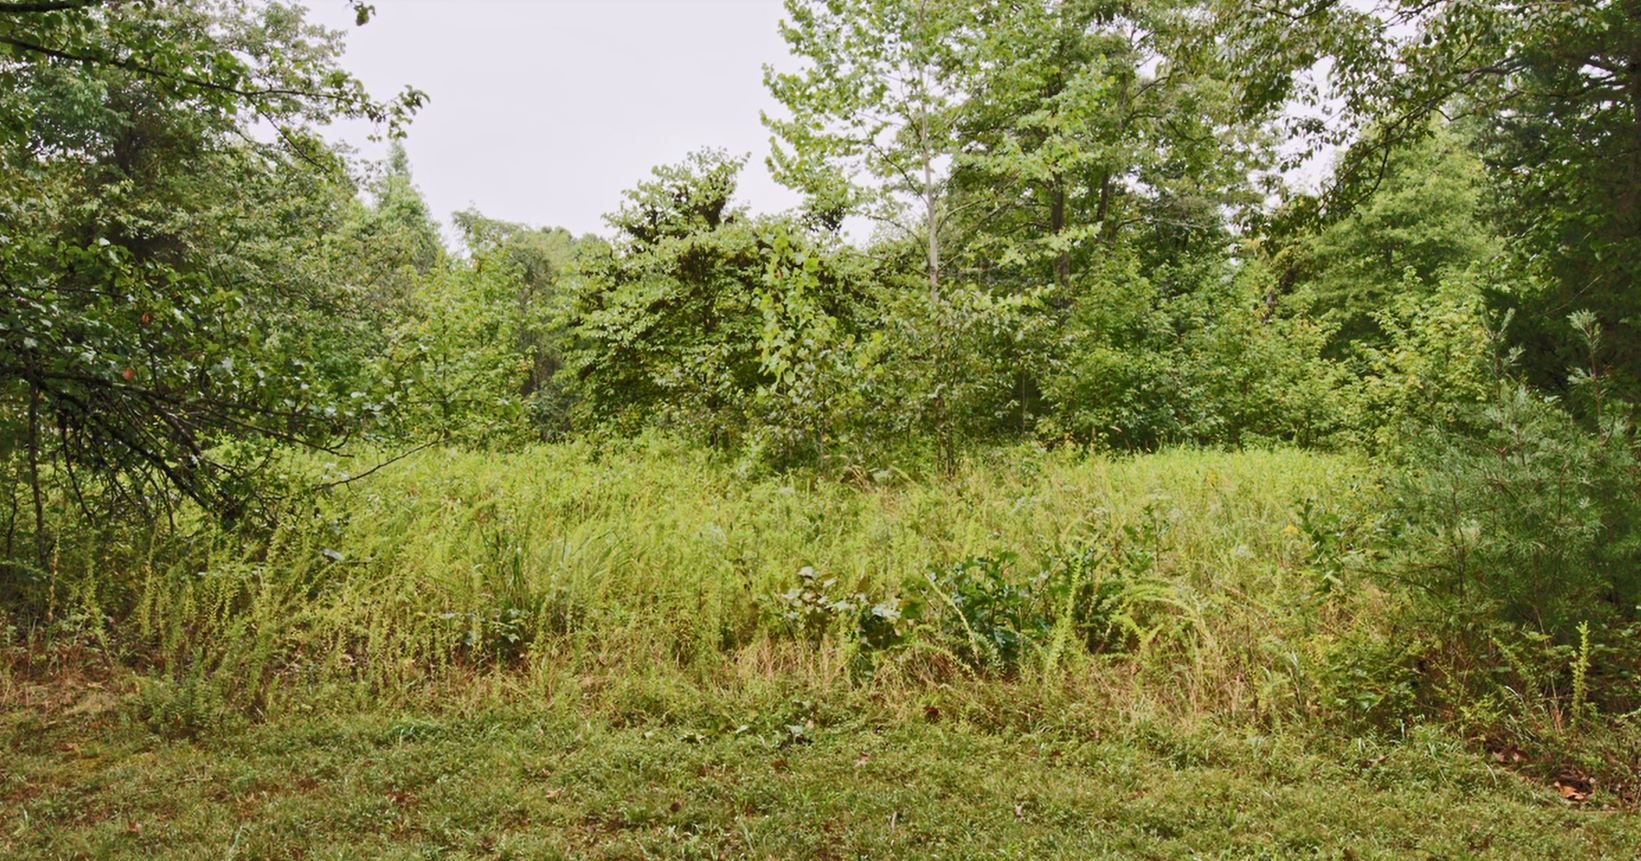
[544,787,567,799]
[1489,744,1528,765]
[1554,771,1593,803]
[854,752,870,768]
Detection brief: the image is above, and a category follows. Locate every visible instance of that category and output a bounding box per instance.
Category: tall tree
[452,209,584,436]
[563,151,869,455]
[947,0,1269,296]
[1280,124,1498,356]
[1236,0,1641,392]
[766,0,964,298]
[0,0,422,537]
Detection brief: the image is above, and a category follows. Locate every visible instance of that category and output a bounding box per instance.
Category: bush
[1388,385,1641,636]
[767,565,910,651]
[1384,380,1641,725]
[923,553,1043,672]
[920,525,1187,676]
[1343,271,1497,449]
[1042,256,1345,449]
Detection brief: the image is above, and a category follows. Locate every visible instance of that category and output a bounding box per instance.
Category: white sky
[303,0,802,239]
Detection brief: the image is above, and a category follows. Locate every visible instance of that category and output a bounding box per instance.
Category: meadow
[5,442,1637,858]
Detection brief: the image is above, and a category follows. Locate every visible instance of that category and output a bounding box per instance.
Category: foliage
[378,259,536,447]
[0,0,422,535]
[765,0,1329,455]
[947,0,1272,290]
[12,443,1355,707]
[563,151,874,461]
[1383,374,1641,730]
[1280,125,1498,356]
[1341,269,1500,448]
[10,0,1641,832]
[1237,0,1641,397]
[767,565,912,658]
[1389,383,1641,635]
[453,209,585,437]
[1043,254,1344,448]
[766,0,964,290]
[848,283,1052,467]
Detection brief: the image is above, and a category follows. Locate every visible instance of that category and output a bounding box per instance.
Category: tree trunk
[926,151,940,301]
[27,383,46,568]
[1096,52,1134,244]
[919,0,940,302]
[1624,33,1641,240]
[1051,176,1069,287]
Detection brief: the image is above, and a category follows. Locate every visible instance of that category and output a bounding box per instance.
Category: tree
[452,209,585,437]
[338,143,445,315]
[564,151,870,458]
[766,0,964,298]
[1280,124,1498,356]
[563,151,767,438]
[947,0,1269,296]
[0,0,422,545]
[1236,0,1641,394]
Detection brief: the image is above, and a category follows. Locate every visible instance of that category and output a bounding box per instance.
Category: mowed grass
[5,689,1639,860]
[7,442,1640,857]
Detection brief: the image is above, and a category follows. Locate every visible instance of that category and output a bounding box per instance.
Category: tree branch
[0,0,101,13]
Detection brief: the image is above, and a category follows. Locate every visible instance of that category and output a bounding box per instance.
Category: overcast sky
[303,0,802,239]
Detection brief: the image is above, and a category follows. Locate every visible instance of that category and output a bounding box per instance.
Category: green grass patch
[35,441,1369,715]
[3,686,1635,860]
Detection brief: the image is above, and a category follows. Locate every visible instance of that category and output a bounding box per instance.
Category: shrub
[1388,385,1641,637]
[1384,379,1641,727]
[923,553,1042,672]
[1042,256,1345,449]
[920,525,1188,676]
[1343,271,1497,449]
[767,565,916,658]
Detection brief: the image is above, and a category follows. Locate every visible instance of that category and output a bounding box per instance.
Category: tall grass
[12,436,1369,721]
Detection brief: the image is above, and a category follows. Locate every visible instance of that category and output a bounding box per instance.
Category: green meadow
[7,445,1636,858]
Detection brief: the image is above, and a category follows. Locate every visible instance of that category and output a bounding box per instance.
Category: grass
[54,438,1369,714]
[5,440,1639,856]
[6,680,1640,859]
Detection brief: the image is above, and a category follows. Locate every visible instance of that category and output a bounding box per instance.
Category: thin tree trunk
[1095,170,1113,238]
[1625,36,1641,239]
[919,0,939,302]
[27,383,46,568]
[1096,54,1134,244]
[925,145,939,301]
[3,448,17,559]
[1051,176,1069,287]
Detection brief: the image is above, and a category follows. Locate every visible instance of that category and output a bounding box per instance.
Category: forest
[4,0,1641,856]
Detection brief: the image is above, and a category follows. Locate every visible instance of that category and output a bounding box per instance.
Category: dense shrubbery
[1374,379,1641,734]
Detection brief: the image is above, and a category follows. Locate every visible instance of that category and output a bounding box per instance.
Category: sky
[302,0,803,239]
